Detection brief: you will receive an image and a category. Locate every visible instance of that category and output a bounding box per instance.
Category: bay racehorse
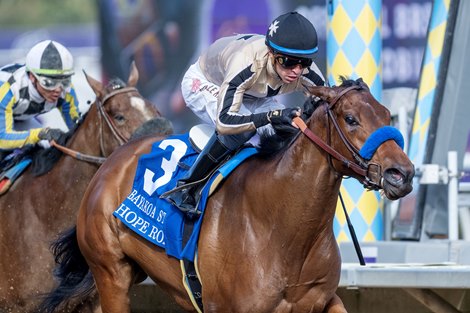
[41,78,414,313]
[0,62,170,312]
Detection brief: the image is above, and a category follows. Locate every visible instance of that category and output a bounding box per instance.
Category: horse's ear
[83,70,104,99]
[127,61,139,87]
[356,77,370,90]
[303,85,337,102]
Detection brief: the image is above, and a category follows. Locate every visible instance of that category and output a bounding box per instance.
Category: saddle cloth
[113,133,257,261]
[0,149,32,195]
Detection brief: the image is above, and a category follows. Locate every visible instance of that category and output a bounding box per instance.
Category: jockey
[0,40,80,157]
[165,11,326,213]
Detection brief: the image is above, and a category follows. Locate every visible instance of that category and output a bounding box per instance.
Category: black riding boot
[165,134,231,213]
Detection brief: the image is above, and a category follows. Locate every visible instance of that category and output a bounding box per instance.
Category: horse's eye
[114,114,126,123]
[345,115,358,126]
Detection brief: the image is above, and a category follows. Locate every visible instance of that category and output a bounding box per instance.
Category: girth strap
[181,218,203,312]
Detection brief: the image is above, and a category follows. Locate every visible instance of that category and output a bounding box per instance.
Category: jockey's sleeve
[58,86,80,129]
[216,64,271,135]
[301,69,325,87]
[299,62,326,88]
[0,80,41,150]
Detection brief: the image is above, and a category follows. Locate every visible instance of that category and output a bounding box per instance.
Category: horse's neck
[49,106,105,179]
[280,134,342,217]
[252,132,342,247]
[68,106,104,156]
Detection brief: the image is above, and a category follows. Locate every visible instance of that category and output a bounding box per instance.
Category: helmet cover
[26,40,74,77]
[265,12,318,59]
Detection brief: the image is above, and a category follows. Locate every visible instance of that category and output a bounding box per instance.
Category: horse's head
[83,61,162,154]
[304,78,414,200]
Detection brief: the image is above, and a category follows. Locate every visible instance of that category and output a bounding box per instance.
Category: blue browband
[359,126,405,160]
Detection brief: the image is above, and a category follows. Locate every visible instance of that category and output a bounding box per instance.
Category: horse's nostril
[390,169,403,182]
[384,168,405,186]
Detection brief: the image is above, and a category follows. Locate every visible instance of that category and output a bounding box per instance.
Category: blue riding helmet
[265,11,318,59]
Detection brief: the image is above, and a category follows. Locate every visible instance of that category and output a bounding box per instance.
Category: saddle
[159,124,218,207]
[0,149,32,195]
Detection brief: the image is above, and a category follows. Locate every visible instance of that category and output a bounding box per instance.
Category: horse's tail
[38,226,96,313]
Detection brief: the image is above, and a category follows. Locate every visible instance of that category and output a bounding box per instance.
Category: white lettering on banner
[143,139,188,196]
[157,210,167,223]
[127,189,138,200]
[295,2,431,88]
[148,225,165,244]
[130,215,150,233]
[124,211,138,224]
[136,194,156,218]
[139,220,150,233]
[115,203,130,216]
[394,3,432,39]
[383,47,423,84]
[382,6,391,39]
[115,201,167,245]
[127,189,156,218]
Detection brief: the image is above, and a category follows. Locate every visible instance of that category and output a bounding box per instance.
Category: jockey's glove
[38,128,65,142]
[267,107,301,126]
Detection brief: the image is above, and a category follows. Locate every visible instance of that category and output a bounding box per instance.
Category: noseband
[51,86,139,164]
[294,84,403,190]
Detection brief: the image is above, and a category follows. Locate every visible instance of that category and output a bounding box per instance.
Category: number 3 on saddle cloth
[113,131,257,261]
[113,130,257,311]
[0,150,32,195]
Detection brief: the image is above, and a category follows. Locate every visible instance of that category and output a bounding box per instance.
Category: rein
[294,116,368,178]
[51,141,106,164]
[293,85,382,190]
[51,86,138,164]
[294,84,405,265]
[293,84,375,266]
[293,116,380,190]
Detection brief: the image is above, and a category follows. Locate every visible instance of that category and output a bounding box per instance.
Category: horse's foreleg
[324,294,347,313]
[89,261,134,313]
[78,210,135,313]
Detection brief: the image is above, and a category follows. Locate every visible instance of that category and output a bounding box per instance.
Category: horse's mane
[256,121,299,159]
[256,77,365,158]
[256,97,324,158]
[337,76,367,89]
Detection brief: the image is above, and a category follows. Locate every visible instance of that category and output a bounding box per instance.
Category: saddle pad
[113,133,257,261]
[0,158,31,195]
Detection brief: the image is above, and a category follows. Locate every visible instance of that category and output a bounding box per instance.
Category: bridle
[294,83,396,266]
[51,86,139,164]
[293,84,383,190]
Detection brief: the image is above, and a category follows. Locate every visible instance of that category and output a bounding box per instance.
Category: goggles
[275,55,313,69]
[32,72,72,91]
